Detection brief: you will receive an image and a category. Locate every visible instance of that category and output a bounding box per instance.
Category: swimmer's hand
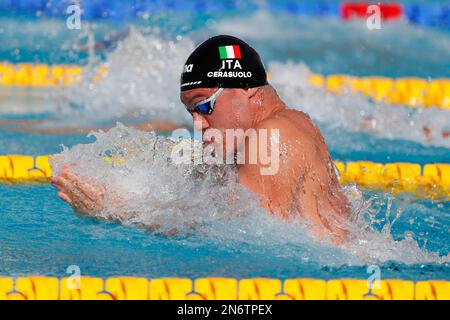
[52,165,193,238]
[51,164,106,216]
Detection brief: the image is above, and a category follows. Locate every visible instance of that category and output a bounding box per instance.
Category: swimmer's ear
[245,87,259,97]
[246,87,264,105]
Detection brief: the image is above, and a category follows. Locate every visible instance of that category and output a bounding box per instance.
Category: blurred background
[0,0,449,158]
[0,0,449,73]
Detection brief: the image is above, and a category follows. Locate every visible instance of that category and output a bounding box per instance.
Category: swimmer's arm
[51,165,104,216]
[51,165,183,237]
[52,166,140,220]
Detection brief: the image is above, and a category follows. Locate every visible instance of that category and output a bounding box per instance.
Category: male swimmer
[52,35,351,243]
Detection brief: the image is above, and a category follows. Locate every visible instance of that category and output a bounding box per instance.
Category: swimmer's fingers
[61,163,77,173]
[52,175,91,205]
[52,164,78,192]
[53,175,101,214]
[57,192,73,206]
[63,170,104,196]
[53,164,106,215]
[57,185,92,214]
[51,176,72,196]
[70,190,100,215]
[59,164,78,179]
[67,183,102,214]
[56,179,90,213]
[63,170,105,204]
[51,176,66,191]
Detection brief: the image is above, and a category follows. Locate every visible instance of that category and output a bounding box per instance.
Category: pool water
[0,4,449,281]
[0,183,448,280]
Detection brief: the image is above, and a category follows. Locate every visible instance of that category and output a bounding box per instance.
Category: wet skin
[53,85,351,244]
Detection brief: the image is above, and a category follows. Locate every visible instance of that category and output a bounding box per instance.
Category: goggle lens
[195,101,212,114]
[186,88,223,116]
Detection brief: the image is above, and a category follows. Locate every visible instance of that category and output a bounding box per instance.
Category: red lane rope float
[341,3,403,21]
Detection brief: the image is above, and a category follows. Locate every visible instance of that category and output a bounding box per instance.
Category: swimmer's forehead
[180,87,218,106]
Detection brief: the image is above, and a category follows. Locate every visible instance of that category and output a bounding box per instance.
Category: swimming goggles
[186,88,224,115]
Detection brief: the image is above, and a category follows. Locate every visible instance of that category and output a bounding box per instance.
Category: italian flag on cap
[218,45,241,59]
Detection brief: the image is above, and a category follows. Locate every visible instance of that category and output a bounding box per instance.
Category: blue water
[0,4,449,280]
[0,182,449,279]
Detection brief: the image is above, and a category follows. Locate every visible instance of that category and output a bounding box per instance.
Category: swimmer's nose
[193,113,210,131]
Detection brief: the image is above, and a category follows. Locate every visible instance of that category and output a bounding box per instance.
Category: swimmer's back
[245,106,350,242]
[270,108,330,159]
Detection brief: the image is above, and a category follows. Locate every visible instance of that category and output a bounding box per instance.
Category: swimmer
[52,35,351,244]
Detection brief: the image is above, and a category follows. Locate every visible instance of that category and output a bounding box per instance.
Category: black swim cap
[180,35,268,92]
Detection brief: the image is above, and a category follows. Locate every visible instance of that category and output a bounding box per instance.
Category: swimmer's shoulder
[257,108,313,137]
[255,109,312,155]
[258,108,329,157]
[279,108,327,145]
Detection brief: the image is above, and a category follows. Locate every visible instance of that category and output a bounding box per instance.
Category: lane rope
[308,73,450,110]
[0,276,448,300]
[0,155,448,198]
[1,63,449,109]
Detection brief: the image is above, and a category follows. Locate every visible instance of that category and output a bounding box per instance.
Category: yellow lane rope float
[308,73,450,109]
[0,155,449,199]
[0,63,106,87]
[0,63,449,109]
[0,276,448,300]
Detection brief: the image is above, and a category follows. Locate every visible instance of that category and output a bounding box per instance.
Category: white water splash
[55,26,450,147]
[269,61,450,148]
[50,124,449,266]
[58,27,194,125]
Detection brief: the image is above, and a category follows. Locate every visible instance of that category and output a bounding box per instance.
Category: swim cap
[180,35,268,92]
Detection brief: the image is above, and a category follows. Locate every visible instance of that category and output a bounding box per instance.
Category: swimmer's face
[181,87,261,155]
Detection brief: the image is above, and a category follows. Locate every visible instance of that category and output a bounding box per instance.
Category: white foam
[56,26,450,147]
[59,27,194,125]
[51,124,449,266]
[269,61,450,148]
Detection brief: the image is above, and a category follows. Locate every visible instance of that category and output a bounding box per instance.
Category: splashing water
[56,28,450,148]
[50,124,449,266]
[51,123,259,235]
[269,61,450,148]
[58,27,194,125]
